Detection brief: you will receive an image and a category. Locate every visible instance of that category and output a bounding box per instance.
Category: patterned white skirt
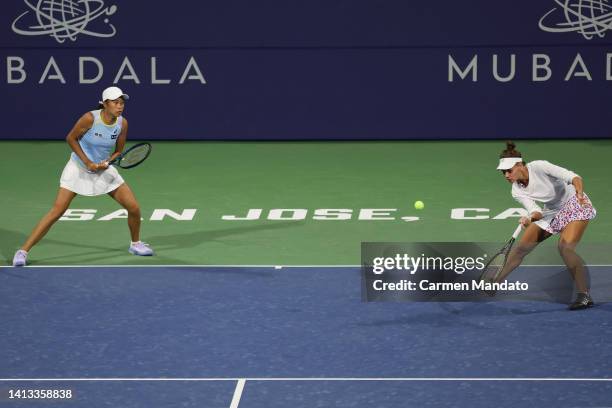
[60,159,124,196]
[535,193,596,234]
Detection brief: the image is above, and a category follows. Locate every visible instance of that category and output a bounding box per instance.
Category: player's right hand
[86,161,99,172]
[519,216,531,227]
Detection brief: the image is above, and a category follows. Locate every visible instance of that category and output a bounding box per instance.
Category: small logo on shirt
[111,130,118,139]
[94,132,103,138]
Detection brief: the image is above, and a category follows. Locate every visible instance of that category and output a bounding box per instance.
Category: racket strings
[480,252,507,281]
[119,145,150,166]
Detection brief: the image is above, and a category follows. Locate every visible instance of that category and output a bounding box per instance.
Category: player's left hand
[97,160,109,170]
[576,192,588,207]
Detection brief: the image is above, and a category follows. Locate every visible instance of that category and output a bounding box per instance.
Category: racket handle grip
[512,224,522,239]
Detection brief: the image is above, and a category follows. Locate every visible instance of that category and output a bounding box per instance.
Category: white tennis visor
[497,157,523,170]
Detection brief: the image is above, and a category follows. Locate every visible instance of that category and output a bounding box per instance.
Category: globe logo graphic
[539,0,612,40]
[12,0,118,43]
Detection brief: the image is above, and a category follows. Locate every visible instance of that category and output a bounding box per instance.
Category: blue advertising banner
[1,0,611,140]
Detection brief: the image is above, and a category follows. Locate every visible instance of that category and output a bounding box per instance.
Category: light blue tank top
[71,110,123,167]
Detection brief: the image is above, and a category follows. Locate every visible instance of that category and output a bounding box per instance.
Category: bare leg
[21,188,77,251]
[495,223,551,282]
[558,220,590,294]
[108,183,141,242]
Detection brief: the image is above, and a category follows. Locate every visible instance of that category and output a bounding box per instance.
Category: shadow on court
[0,228,26,264]
[147,220,306,250]
[0,227,119,265]
[0,221,302,265]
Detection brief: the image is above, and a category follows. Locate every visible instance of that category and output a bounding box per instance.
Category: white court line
[229,379,246,408]
[3,264,612,268]
[1,377,612,382]
[1,264,360,268]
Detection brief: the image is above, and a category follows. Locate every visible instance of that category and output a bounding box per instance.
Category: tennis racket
[109,142,152,169]
[478,224,523,290]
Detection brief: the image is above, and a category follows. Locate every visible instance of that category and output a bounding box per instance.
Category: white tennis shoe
[12,249,28,266]
[128,242,154,256]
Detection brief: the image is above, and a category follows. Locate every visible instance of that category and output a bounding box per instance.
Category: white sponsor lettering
[358,209,397,220]
[98,209,128,221]
[151,57,171,85]
[55,207,536,222]
[150,209,197,221]
[60,209,97,221]
[564,53,592,81]
[401,216,420,222]
[79,57,104,84]
[39,56,66,84]
[268,209,308,220]
[451,208,489,220]
[448,53,609,82]
[5,56,207,85]
[59,208,192,221]
[533,54,552,82]
[492,208,528,220]
[7,56,26,84]
[448,55,477,82]
[113,57,140,84]
[493,54,515,82]
[222,209,263,220]
[312,209,353,220]
[179,56,206,84]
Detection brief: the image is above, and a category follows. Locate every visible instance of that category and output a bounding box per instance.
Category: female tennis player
[493,141,596,310]
[12,86,154,266]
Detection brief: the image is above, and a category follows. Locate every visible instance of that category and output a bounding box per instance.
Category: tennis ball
[414,200,425,210]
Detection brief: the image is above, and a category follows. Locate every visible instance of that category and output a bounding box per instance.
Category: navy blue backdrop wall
[1,0,611,140]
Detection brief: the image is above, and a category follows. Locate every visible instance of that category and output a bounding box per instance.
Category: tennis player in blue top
[13,86,154,266]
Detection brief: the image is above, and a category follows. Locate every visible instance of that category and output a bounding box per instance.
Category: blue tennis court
[1,265,611,406]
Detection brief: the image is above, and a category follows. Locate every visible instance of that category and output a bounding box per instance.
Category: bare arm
[65,112,98,172]
[572,176,588,206]
[514,195,543,227]
[520,211,543,228]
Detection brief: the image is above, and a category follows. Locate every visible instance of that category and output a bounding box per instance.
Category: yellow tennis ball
[414,200,425,210]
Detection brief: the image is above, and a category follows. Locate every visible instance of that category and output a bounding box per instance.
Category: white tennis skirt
[60,159,125,196]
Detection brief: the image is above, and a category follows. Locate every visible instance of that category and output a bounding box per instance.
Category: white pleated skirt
[60,159,125,196]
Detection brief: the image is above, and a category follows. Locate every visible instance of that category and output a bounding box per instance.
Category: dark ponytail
[499,140,522,159]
